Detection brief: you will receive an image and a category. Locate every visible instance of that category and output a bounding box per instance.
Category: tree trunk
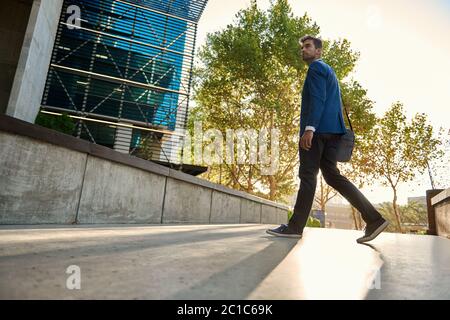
[247,165,253,193]
[357,213,363,230]
[231,165,240,190]
[392,189,403,233]
[320,177,326,211]
[351,206,360,230]
[318,176,329,211]
[207,167,211,181]
[268,175,277,201]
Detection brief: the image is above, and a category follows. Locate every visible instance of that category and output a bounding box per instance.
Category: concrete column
[6,0,63,123]
[0,0,33,116]
[426,189,444,235]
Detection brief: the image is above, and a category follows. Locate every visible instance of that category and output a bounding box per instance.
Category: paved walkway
[0,224,449,299]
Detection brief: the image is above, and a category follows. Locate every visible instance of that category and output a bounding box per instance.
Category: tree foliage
[190,0,367,202]
[366,103,442,232]
[378,201,428,233]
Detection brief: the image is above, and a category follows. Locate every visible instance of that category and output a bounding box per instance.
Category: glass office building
[40,0,207,169]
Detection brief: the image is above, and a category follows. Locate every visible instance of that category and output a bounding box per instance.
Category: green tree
[311,79,379,228]
[337,80,378,229]
[314,174,338,211]
[190,0,363,202]
[378,201,428,233]
[310,80,379,229]
[316,79,382,229]
[426,129,450,189]
[35,112,75,135]
[288,210,321,227]
[366,103,443,233]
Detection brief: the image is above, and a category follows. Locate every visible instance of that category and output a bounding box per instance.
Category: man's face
[300,39,321,62]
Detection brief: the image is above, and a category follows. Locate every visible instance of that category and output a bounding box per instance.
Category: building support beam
[6,0,63,123]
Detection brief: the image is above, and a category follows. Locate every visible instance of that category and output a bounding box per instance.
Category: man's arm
[300,63,326,151]
[304,63,327,130]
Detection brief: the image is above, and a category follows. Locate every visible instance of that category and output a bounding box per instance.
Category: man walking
[267,35,388,243]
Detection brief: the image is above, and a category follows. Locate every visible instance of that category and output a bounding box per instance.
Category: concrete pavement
[0,224,449,299]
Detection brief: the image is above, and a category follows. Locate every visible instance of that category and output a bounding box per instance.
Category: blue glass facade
[41,0,207,160]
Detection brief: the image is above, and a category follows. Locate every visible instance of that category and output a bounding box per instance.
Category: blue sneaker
[266,224,302,238]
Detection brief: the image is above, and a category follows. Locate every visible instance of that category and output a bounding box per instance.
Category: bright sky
[195,0,450,204]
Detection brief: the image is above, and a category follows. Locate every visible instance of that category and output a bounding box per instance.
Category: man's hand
[300,130,314,151]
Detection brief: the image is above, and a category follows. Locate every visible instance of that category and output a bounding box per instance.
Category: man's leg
[288,135,324,234]
[320,136,382,224]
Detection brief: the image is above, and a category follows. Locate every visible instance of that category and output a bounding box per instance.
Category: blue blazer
[300,59,347,136]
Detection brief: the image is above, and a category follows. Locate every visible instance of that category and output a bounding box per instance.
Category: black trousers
[288,133,382,233]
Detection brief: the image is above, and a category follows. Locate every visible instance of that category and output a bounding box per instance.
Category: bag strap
[341,98,354,132]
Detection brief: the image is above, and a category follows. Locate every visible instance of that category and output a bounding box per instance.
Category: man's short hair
[300,35,323,49]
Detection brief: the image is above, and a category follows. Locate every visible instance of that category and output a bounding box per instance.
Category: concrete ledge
[240,199,262,223]
[77,156,166,224]
[431,188,450,206]
[210,191,241,224]
[276,208,289,225]
[162,178,212,224]
[261,205,278,224]
[432,188,450,238]
[435,203,450,239]
[168,168,288,210]
[0,114,290,225]
[0,114,288,211]
[0,133,85,224]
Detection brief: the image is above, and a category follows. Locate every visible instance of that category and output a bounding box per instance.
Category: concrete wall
[0,115,289,225]
[163,178,212,224]
[240,199,262,224]
[6,0,63,123]
[431,188,450,239]
[261,205,277,224]
[0,133,86,224]
[210,191,241,224]
[77,156,166,224]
